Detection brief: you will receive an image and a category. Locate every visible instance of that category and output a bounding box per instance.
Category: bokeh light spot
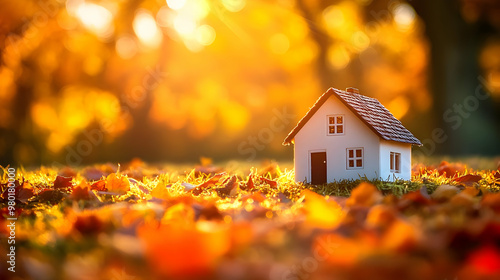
[350,31,370,52]
[116,36,138,59]
[174,14,197,35]
[393,3,416,31]
[167,0,187,11]
[75,3,114,38]
[327,45,350,69]
[133,10,163,48]
[323,5,345,29]
[196,25,216,46]
[222,0,246,13]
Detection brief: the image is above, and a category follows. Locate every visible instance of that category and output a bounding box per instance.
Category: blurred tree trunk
[411,1,500,155]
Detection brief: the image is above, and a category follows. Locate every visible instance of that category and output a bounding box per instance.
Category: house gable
[283,88,422,146]
[292,94,381,182]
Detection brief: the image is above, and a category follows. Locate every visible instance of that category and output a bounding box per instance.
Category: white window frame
[390,152,401,173]
[327,115,344,136]
[346,148,363,169]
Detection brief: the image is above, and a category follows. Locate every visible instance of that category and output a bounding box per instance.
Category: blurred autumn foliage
[0,0,499,165]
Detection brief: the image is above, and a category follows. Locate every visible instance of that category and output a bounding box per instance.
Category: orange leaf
[303,190,344,229]
[70,186,91,201]
[106,173,130,194]
[346,182,382,207]
[137,222,230,278]
[151,183,172,200]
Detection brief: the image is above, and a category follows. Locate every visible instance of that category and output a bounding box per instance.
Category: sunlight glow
[328,45,350,69]
[166,0,187,11]
[174,14,197,35]
[133,10,163,48]
[323,5,345,29]
[393,3,416,31]
[75,2,114,38]
[387,96,410,119]
[196,25,216,46]
[269,33,290,55]
[222,0,246,12]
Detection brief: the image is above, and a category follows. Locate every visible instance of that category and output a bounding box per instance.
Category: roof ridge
[283,87,422,146]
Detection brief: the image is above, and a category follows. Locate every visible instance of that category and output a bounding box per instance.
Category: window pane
[356,149,362,157]
[337,125,343,133]
[329,117,335,124]
[390,153,394,170]
[356,159,362,167]
[337,116,343,124]
[395,154,400,171]
[349,150,353,158]
[329,126,335,134]
[349,160,354,167]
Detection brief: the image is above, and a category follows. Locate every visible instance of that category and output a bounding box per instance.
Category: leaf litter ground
[1,159,500,280]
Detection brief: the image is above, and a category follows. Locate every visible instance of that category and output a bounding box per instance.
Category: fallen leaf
[346,182,382,207]
[181,182,197,191]
[37,190,64,204]
[217,176,237,197]
[150,183,172,200]
[53,176,73,189]
[106,173,130,194]
[260,177,277,188]
[73,214,104,236]
[70,186,91,201]
[431,185,460,202]
[137,222,230,278]
[437,161,467,177]
[454,174,482,187]
[91,180,107,191]
[191,173,225,195]
[303,190,344,229]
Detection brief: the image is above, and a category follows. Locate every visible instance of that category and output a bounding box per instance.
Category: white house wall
[294,95,381,182]
[378,140,412,181]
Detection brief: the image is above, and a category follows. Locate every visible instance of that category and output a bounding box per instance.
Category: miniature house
[283,87,422,184]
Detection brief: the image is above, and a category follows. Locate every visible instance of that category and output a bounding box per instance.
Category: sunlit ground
[1,158,500,280]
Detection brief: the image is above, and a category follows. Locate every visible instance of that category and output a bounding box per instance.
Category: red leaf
[191,172,225,195]
[260,177,277,188]
[18,188,34,203]
[73,214,104,235]
[245,175,255,191]
[53,176,73,189]
[437,161,467,177]
[38,189,64,204]
[453,174,482,187]
[466,244,500,274]
[91,180,107,191]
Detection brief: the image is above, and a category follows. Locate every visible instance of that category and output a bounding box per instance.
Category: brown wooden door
[311,152,327,185]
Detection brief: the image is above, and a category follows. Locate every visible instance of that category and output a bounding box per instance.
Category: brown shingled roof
[282,87,422,146]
